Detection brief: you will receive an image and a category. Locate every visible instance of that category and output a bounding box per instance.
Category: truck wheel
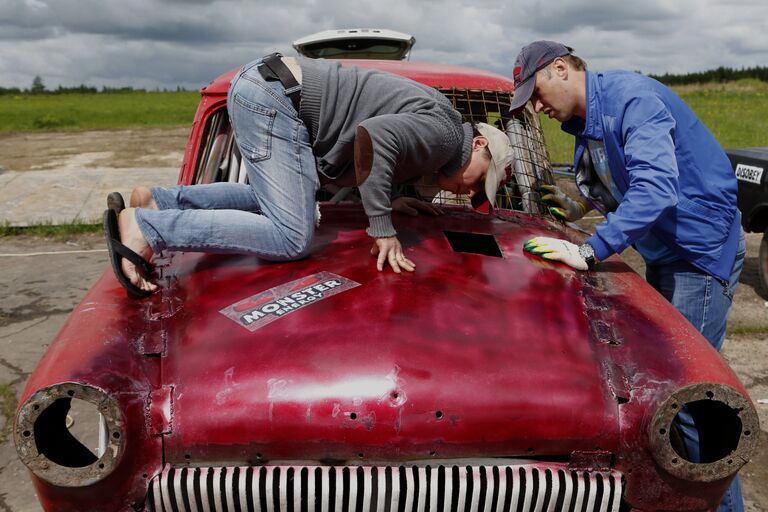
[761,231,768,296]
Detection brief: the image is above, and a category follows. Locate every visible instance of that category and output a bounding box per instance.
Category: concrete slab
[0,168,178,226]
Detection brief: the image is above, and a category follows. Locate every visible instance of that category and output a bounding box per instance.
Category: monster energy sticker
[220,271,360,331]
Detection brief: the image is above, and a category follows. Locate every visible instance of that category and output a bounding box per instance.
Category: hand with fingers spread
[537,184,591,221]
[523,236,589,271]
[392,196,444,217]
[371,236,416,273]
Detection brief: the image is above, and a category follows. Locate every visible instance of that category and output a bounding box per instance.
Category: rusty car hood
[37,204,738,467]
[20,202,756,512]
[132,204,668,465]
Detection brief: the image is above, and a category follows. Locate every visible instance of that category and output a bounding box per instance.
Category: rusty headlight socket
[648,383,759,482]
[14,382,126,487]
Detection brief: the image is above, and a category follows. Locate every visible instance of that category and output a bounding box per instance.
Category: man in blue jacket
[514,41,745,511]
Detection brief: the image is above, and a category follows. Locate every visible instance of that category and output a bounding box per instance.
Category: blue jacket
[562,70,741,281]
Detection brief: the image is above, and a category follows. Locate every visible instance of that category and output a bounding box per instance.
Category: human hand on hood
[371,236,416,273]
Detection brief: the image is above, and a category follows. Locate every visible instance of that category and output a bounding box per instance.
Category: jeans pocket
[233,92,276,163]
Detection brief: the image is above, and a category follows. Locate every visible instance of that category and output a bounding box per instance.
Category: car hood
[145,204,657,464]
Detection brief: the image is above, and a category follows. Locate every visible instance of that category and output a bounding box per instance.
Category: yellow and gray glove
[523,237,593,271]
[537,185,590,221]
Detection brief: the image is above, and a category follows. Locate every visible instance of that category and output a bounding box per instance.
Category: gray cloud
[1,0,767,90]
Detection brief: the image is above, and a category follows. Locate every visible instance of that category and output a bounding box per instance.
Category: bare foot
[118,208,158,293]
[130,186,158,209]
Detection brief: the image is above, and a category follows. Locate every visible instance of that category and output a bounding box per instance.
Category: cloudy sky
[2,0,767,90]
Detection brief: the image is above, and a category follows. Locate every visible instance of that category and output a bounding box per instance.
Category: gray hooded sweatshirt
[298,57,473,237]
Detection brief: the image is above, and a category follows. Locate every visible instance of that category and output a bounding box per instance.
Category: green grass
[1,79,766,161]
[727,325,768,336]
[0,91,200,132]
[0,383,17,444]
[539,79,768,165]
[0,221,102,238]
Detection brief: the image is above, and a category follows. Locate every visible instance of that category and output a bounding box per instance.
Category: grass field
[540,79,768,163]
[0,91,200,132]
[1,80,766,160]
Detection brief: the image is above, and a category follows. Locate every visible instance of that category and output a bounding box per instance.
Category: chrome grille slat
[493,467,505,512]
[266,468,276,512]
[278,467,288,512]
[241,467,251,512]
[376,467,386,512]
[149,463,623,512]
[468,466,481,512]
[521,467,532,512]
[404,467,415,512]
[212,467,221,512]
[533,469,545,512]
[547,470,559,512]
[560,470,572,512]
[350,468,359,512]
[389,467,400,512]
[597,474,609,512]
[416,467,428,512]
[321,467,330,512]
[429,467,439,512]
[456,466,467,512]
[334,467,343,512]
[176,467,188,512]
[443,467,453,512]
[294,468,303,512]
[363,467,374,512]
[224,467,236,512]
[573,471,586,512]
[586,474,597,512]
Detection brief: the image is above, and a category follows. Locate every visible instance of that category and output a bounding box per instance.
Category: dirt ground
[0,129,766,510]
[0,127,189,172]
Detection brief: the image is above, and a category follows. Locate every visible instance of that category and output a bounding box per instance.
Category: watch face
[578,244,595,265]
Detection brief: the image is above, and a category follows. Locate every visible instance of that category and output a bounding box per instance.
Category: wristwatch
[578,243,596,268]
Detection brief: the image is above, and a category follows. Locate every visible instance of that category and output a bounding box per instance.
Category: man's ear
[553,57,568,79]
[472,136,489,151]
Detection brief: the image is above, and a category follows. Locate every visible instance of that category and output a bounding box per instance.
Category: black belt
[259,52,301,112]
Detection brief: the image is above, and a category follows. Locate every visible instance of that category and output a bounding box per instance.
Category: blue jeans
[135,57,319,260]
[646,232,746,512]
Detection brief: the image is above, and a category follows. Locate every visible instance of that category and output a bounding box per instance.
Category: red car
[13,56,759,511]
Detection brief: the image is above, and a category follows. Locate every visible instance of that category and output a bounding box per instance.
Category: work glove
[523,236,588,271]
[537,185,590,221]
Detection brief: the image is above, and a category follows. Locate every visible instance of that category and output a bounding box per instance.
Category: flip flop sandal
[107,192,125,214]
[103,208,156,299]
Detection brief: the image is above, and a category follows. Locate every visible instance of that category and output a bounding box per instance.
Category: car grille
[147,462,622,512]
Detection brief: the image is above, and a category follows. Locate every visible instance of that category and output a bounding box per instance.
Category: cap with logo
[509,40,573,114]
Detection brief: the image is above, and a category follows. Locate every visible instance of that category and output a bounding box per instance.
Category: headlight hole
[33,397,101,468]
[670,399,743,464]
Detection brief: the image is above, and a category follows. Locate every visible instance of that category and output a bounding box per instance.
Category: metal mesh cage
[411,89,555,215]
[194,89,556,216]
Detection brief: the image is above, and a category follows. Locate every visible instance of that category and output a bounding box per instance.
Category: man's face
[437,137,491,197]
[531,59,577,123]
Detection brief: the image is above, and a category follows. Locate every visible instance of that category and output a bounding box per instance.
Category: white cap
[476,122,514,206]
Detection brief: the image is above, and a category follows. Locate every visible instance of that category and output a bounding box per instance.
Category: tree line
[3,66,768,95]
[0,76,191,95]
[649,66,768,85]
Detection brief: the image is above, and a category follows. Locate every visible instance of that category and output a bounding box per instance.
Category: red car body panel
[15,58,758,512]
[21,206,748,510]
